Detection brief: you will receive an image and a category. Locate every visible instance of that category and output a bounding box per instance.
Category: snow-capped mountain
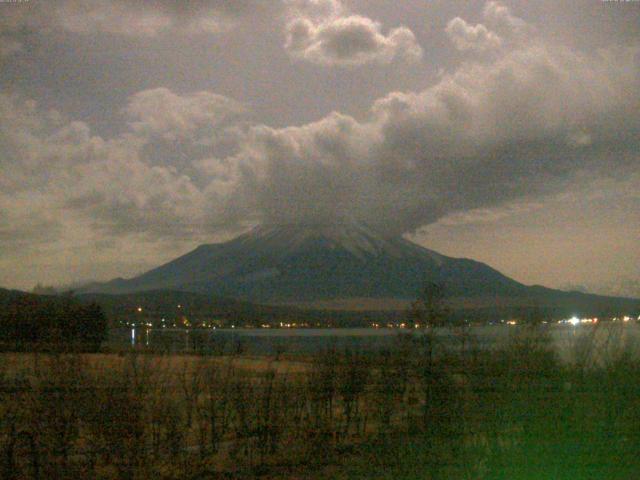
[235,223,446,262]
[87,221,531,303]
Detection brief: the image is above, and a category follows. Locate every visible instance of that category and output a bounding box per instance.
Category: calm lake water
[108,323,640,362]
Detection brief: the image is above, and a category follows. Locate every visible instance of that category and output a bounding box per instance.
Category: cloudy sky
[0,0,638,297]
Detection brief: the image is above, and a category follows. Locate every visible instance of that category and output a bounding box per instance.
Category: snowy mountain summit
[236,222,444,262]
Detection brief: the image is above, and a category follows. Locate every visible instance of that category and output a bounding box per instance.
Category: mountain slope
[86,222,537,302]
[83,222,639,315]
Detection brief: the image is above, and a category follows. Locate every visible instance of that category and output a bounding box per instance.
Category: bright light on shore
[559,316,598,325]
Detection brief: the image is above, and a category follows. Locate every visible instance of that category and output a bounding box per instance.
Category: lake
[107,322,640,363]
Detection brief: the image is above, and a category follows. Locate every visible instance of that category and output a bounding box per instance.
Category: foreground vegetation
[1,323,639,479]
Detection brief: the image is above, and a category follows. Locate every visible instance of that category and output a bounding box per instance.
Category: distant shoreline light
[558,316,598,325]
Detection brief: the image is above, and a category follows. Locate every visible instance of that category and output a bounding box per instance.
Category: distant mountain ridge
[83,222,639,314]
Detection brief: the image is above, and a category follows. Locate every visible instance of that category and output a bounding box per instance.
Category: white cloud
[125,87,245,141]
[0,88,252,252]
[445,2,531,54]
[284,1,422,66]
[445,17,502,52]
[483,1,528,34]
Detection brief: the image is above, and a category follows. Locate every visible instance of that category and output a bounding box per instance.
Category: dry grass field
[0,352,311,378]
[1,324,640,479]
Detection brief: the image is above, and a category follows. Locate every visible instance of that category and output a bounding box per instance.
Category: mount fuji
[85,222,639,312]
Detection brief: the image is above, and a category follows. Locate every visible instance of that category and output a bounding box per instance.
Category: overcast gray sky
[0,0,638,297]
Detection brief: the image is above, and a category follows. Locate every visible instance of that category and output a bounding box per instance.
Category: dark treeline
[0,291,107,352]
[79,288,640,329]
[82,290,406,329]
[1,284,634,336]
[1,323,639,479]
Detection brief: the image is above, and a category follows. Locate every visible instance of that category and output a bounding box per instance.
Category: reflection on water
[109,323,640,362]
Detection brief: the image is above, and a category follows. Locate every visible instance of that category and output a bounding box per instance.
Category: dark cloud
[239,22,640,233]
